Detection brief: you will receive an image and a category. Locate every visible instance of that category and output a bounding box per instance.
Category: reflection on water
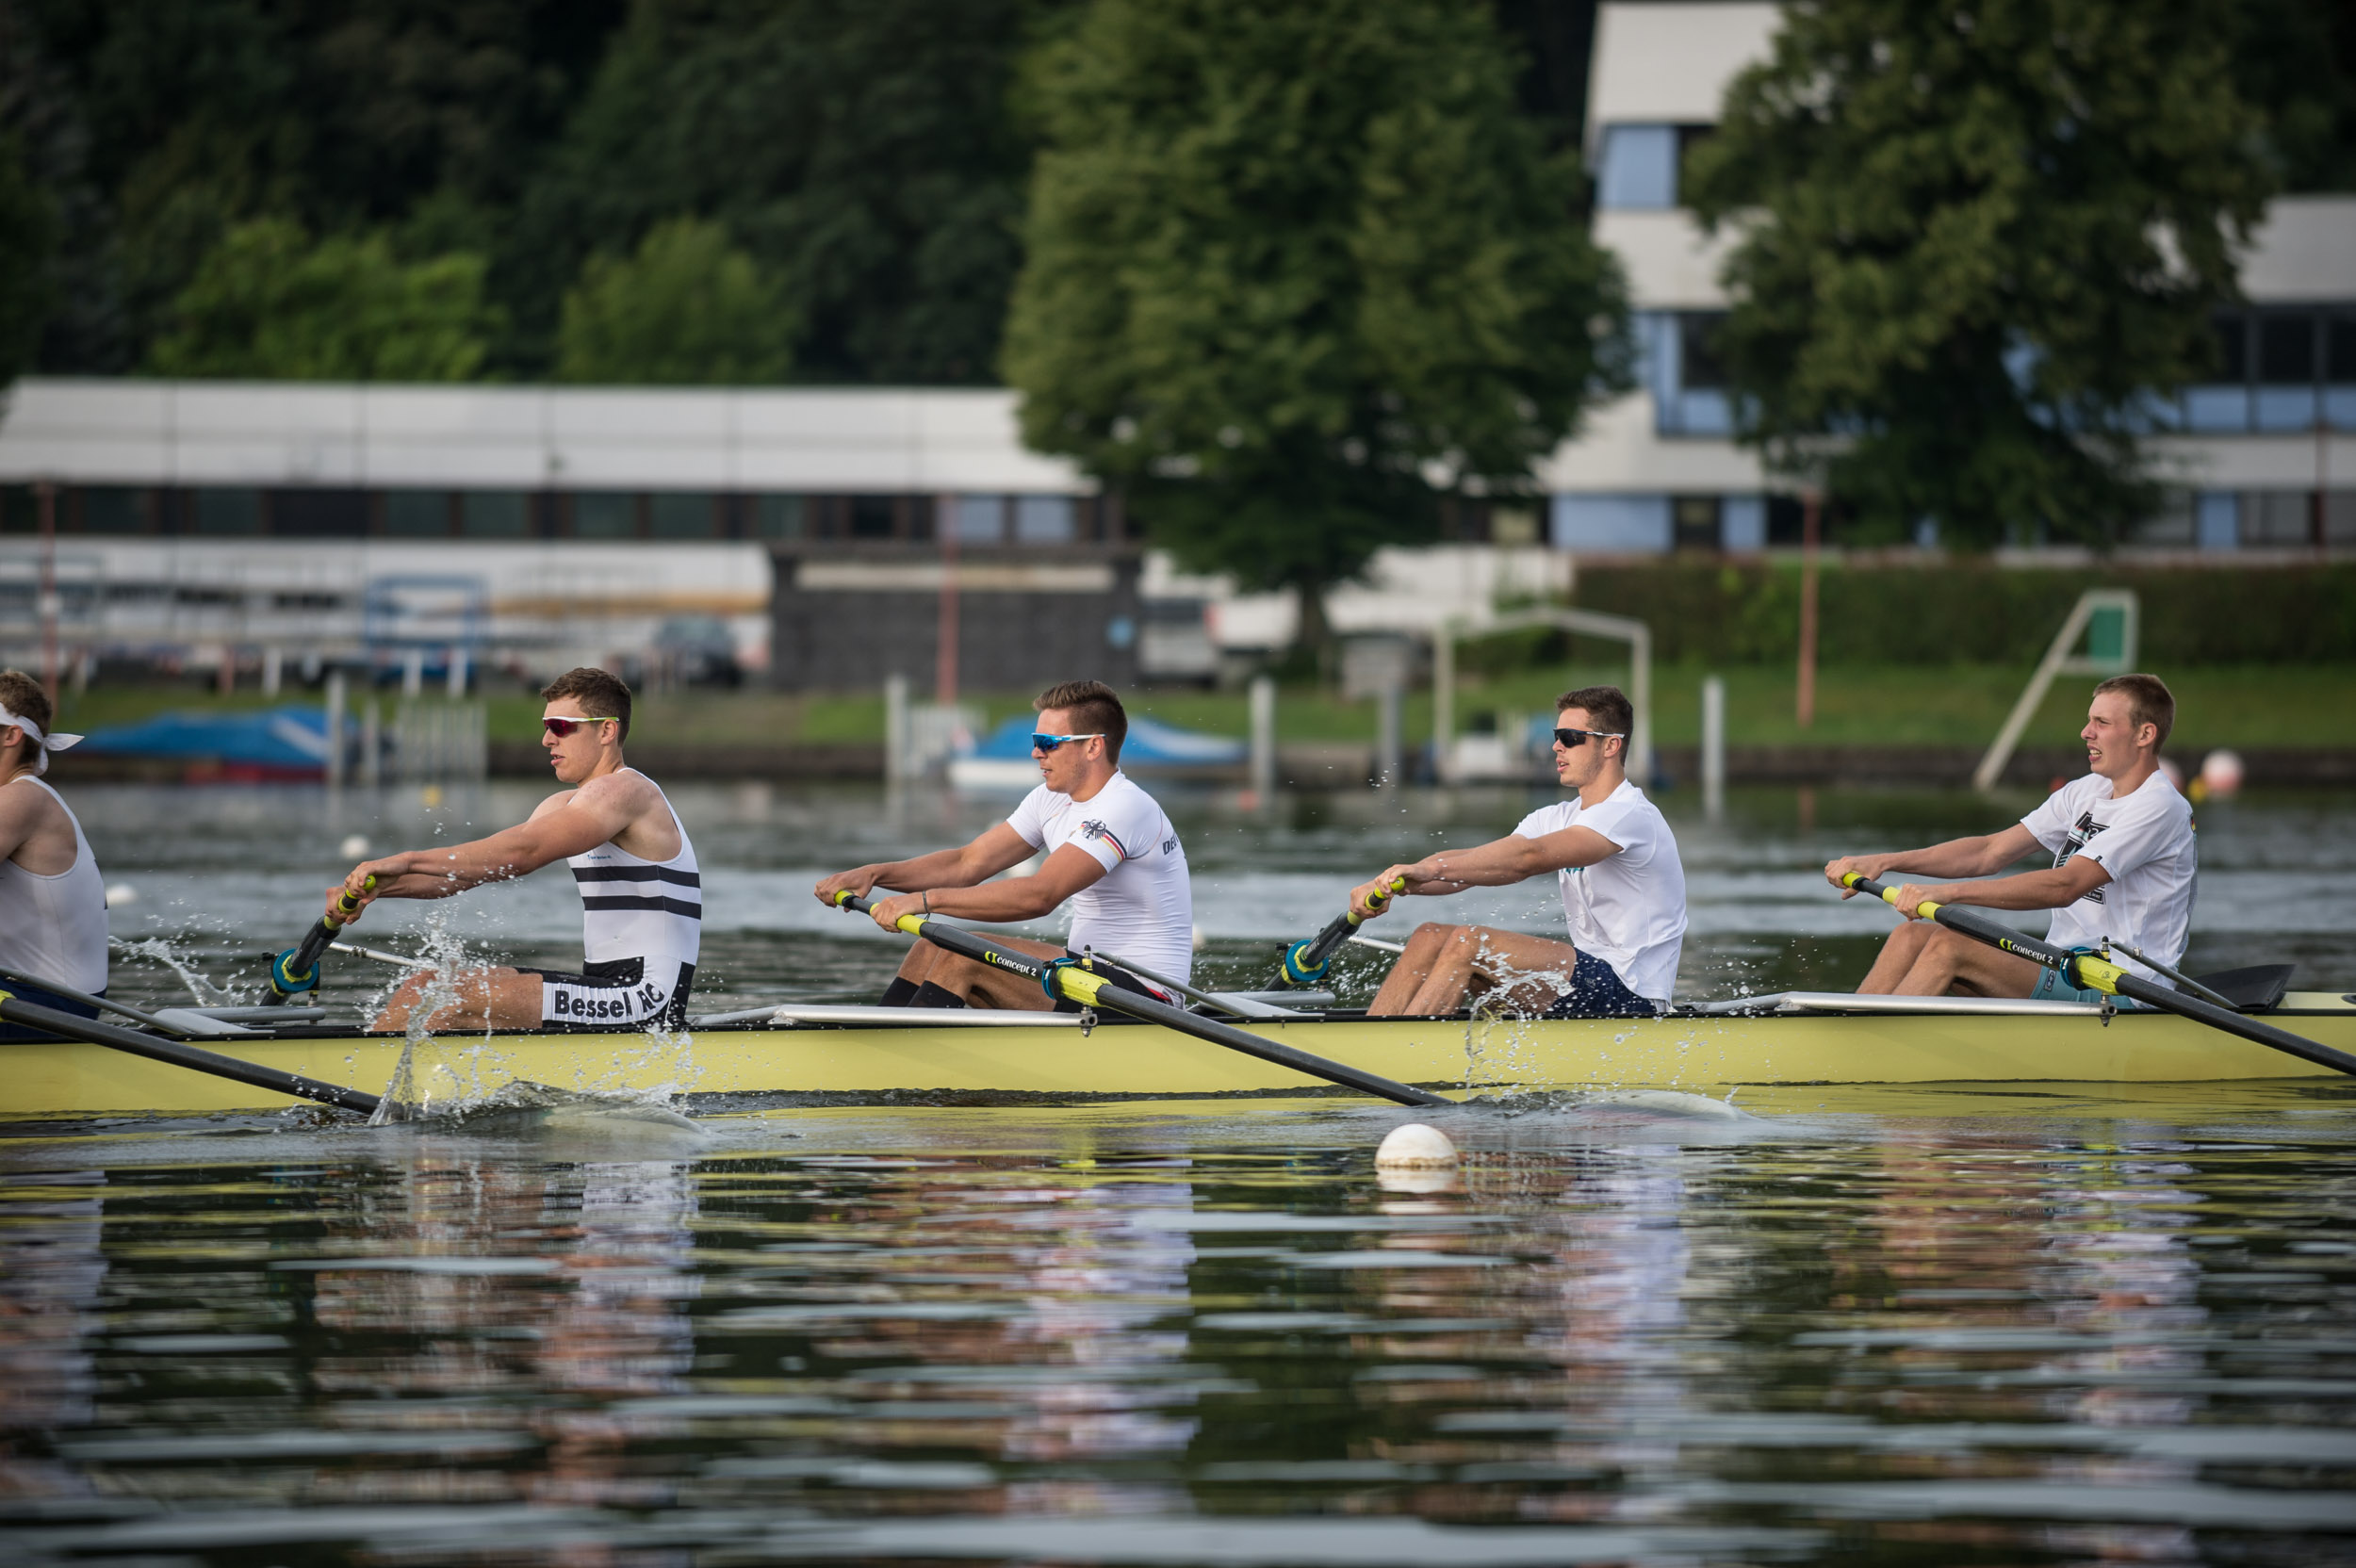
[5,1089,2356,1564]
[71,781,2356,1014]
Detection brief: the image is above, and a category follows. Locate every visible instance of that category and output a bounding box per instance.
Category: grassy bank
[51,662,2356,756]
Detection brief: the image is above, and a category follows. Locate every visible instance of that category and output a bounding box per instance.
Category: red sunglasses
[542,715,619,738]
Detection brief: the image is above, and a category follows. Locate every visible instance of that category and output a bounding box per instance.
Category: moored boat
[7,990,2355,1117]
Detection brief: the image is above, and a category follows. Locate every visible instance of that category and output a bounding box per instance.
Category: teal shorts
[2031,966,2146,1009]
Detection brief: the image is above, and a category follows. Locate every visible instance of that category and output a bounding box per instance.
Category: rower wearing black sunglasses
[1346,684,1686,1020]
[814,678,1192,1011]
[330,666,702,1035]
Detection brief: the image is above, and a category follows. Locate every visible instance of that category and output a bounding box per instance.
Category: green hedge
[1548,563,2356,666]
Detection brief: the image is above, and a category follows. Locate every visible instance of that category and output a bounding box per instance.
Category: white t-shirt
[1513,779,1688,1004]
[2019,772,2196,982]
[1006,771,1193,982]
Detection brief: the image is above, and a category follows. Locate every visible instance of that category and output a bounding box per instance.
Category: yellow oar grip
[2071,955,2127,995]
[895,913,924,936]
[1055,967,1108,1006]
[325,874,376,931]
[833,890,854,907]
[1842,872,1939,920]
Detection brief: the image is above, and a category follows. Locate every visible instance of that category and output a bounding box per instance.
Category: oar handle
[1279,877,1404,988]
[831,890,1451,1107]
[1838,874,2356,1077]
[0,991,380,1114]
[270,875,375,1002]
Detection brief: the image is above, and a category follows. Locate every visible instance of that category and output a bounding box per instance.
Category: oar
[0,963,262,1039]
[269,875,374,1004]
[1276,877,1405,988]
[1840,873,2356,1076]
[832,892,1452,1108]
[0,988,381,1115]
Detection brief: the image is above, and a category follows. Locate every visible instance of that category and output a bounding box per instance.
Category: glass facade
[2184,306,2356,433]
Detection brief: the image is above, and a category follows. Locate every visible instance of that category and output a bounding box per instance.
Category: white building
[1554,1,2356,554]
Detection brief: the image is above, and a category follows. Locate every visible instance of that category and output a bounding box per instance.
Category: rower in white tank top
[535,772,702,1028]
[0,775,109,995]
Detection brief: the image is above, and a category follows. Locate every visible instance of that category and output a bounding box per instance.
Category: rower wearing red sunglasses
[814,678,1192,1011]
[329,665,702,1035]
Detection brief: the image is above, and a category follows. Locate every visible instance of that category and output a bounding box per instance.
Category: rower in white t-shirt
[1824,674,2196,1000]
[1348,686,1687,1018]
[815,679,1192,1009]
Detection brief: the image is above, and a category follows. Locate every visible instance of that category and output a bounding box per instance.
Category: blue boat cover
[79,705,335,770]
[965,713,1244,766]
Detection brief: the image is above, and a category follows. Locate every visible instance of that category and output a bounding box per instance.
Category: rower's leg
[913,937,1068,1010]
[369,966,543,1032]
[1366,923,1461,1015]
[1857,920,1937,993]
[1890,927,2042,998]
[1406,926,1583,1016]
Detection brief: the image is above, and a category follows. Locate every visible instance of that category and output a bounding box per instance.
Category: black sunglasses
[1552,727,1626,749]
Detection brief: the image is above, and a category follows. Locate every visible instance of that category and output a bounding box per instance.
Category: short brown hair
[0,670,51,743]
[2094,673,2173,750]
[1557,685,1634,757]
[1035,678,1127,761]
[541,666,634,741]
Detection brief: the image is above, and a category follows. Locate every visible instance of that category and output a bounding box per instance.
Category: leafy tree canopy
[1686,0,2279,547]
[1004,0,1628,647]
[146,218,498,381]
[556,217,795,384]
[0,134,58,384]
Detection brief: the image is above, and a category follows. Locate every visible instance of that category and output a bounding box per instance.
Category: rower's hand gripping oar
[1278,877,1405,988]
[832,891,1452,1109]
[270,874,374,1004]
[1841,873,2356,1077]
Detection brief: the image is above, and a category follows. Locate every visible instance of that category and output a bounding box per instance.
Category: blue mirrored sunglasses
[1031,731,1105,753]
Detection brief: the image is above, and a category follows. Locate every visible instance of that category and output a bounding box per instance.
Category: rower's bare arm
[1350,829,1616,919]
[1887,855,2109,919]
[906,843,1107,924]
[813,825,1036,907]
[339,776,647,912]
[1825,825,2039,895]
[0,781,43,864]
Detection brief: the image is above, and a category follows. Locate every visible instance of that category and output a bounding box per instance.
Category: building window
[1551,493,1671,552]
[1013,495,1075,543]
[954,495,1006,543]
[1671,495,1721,551]
[847,495,897,539]
[1596,123,1679,209]
[573,491,637,538]
[2242,490,2313,546]
[648,492,716,538]
[748,494,804,539]
[192,488,261,534]
[1678,312,1729,389]
[80,486,148,533]
[2257,313,2315,384]
[2212,312,2249,382]
[384,491,451,536]
[460,490,531,537]
[270,488,368,537]
[2134,491,2197,546]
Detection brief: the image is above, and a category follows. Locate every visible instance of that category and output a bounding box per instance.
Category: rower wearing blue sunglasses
[814,678,1193,1011]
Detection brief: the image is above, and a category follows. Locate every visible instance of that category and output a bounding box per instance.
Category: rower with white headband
[0,669,108,1040]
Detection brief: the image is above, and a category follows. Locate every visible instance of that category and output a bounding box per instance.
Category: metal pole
[1796,492,1821,729]
[1248,674,1275,798]
[935,495,959,707]
[1628,621,1653,785]
[447,644,468,699]
[884,673,910,785]
[35,481,58,704]
[360,699,381,788]
[324,670,347,789]
[1701,674,1726,822]
[1375,678,1402,788]
[261,646,283,698]
[1431,628,1455,783]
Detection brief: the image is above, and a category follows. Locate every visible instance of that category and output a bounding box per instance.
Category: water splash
[107,936,237,1006]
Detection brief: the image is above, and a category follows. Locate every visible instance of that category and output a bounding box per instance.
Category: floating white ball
[103,882,139,908]
[1374,1122,1458,1168]
[338,834,370,858]
[2200,749,2244,798]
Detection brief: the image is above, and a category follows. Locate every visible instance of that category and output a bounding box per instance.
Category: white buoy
[338,834,370,858]
[104,882,139,908]
[2201,749,2244,799]
[1375,1122,1458,1168]
[1192,924,1207,952]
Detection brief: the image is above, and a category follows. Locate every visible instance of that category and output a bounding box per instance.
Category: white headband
[0,707,81,776]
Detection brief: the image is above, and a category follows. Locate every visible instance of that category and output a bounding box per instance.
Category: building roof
[1586,2,1780,151]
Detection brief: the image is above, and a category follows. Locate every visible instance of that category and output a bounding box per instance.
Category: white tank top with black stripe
[567,771,701,969]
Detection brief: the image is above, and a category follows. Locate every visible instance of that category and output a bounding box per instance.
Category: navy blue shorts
[1540,951,1659,1020]
[0,979,105,1043]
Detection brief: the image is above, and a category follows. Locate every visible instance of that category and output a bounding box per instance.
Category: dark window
[2328,313,2356,384]
[848,495,896,539]
[460,490,530,537]
[1678,313,1729,389]
[649,492,716,538]
[1675,123,1716,203]
[1672,495,1721,550]
[383,491,451,536]
[2211,312,2248,383]
[80,486,148,533]
[192,489,262,534]
[2257,313,2315,385]
[270,488,368,537]
[573,491,637,538]
[749,494,805,539]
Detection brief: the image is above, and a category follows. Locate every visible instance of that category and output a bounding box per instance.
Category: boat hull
[6,1000,2356,1116]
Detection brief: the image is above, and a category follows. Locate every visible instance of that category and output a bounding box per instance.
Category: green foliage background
[555,218,795,385]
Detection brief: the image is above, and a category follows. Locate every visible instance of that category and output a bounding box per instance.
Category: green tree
[1003,0,1628,652]
[0,134,58,384]
[555,217,795,384]
[146,217,497,380]
[1686,0,2279,547]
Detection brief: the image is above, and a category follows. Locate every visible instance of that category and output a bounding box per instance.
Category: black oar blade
[833,892,1452,1109]
[1839,873,2356,1078]
[0,994,380,1115]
